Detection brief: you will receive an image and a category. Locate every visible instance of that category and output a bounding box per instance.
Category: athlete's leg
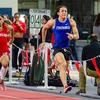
[54,52,72,93]
[0,54,9,90]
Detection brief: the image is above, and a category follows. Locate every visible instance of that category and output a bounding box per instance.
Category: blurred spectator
[9,17,14,22]
[29,28,35,50]
[4,14,12,24]
[29,28,38,50]
[3,14,13,39]
[12,12,26,75]
[93,13,100,40]
[23,14,30,50]
[30,15,53,50]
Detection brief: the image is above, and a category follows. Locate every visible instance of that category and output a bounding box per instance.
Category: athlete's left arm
[7,25,14,44]
[70,19,79,40]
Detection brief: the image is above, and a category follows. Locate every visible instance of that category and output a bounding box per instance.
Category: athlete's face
[0,16,4,25]
[58,7,67,19]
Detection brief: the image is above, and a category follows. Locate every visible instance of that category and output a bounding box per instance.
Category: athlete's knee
[62,61,67,67]
[58,61,67,70]
[1,61,9,68]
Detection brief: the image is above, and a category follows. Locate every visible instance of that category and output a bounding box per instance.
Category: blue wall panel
[0,8,12,17]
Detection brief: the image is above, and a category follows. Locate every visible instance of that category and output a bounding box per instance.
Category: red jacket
[12,21,26,34]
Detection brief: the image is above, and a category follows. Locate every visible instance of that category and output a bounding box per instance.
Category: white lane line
[0,94,29,100]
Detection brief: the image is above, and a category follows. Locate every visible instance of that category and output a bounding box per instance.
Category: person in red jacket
[12,12,26,75]
[0,14,14,90]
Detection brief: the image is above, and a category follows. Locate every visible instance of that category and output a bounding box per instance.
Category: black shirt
[38,27,53,44]
[82,40,100,70]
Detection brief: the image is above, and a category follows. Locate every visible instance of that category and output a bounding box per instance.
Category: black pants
[12,38,24,70]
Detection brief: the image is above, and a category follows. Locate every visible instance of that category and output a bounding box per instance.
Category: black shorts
[24,38,29,43]
[52,46,72,60]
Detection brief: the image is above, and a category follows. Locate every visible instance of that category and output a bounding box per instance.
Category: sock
[0,66,8,80]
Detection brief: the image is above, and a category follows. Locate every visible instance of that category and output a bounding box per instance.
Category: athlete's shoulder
[69,18,76,26]
[46,18,55,27]
[48,18,55,23]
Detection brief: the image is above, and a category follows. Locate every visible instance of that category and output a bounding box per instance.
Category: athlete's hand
[40,42,45,50]
[66,33,74,40]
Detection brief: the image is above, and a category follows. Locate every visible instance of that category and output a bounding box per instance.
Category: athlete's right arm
[42,19,54,42]
[40,19,54,49]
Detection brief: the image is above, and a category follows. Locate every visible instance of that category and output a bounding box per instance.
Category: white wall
[0,0,18,16]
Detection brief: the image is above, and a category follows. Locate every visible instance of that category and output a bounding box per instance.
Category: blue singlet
[53,18,72,48]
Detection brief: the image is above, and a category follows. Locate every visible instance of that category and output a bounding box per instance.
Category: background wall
[0,0,18,16]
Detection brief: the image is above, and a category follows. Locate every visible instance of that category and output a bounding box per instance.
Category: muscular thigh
[54,52,66,65]
[54,52,69,71]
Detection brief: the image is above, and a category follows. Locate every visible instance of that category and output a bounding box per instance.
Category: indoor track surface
[0,88,80,100]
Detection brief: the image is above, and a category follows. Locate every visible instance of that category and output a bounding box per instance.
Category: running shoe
[64,86,72,93]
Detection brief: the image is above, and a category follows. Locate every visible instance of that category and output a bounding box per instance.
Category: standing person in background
[93,13,100,40]
[0,14,14,90]
[12,13,26,76]
[3,14,12,25]
[76,34,100,95]
[41,5,79,93]
[38,15,53,48]
[30,15,53,50]
[29,28,35,51]
[29,29,38,50]
[92,13,100,85]
[3,15,13,40]
[23,14,30,50]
